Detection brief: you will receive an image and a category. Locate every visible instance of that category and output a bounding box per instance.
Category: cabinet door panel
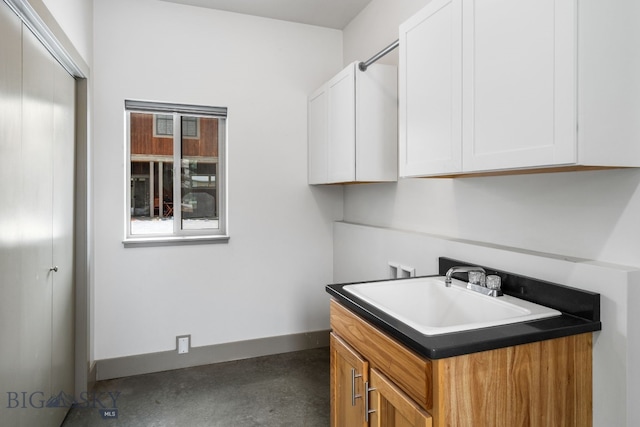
[399,0,462,177]
[462,0,576,171]
[308,86,328,184]
[327,66,356,183]
[369,369,432,427]
[331,333,368,427]
[355,65,398,182]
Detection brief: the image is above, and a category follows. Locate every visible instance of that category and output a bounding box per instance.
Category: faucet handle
[486,275,502,291]
[468,271,486,287]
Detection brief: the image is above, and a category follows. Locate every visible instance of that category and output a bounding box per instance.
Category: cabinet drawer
[330,300,432,410]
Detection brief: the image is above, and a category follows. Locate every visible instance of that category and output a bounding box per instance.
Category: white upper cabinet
[308,61,397,184]
[399,0,462,177]
[462,0,576,172]
[399,0,640,177]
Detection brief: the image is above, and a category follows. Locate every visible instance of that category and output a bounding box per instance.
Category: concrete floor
[61,347,330,426]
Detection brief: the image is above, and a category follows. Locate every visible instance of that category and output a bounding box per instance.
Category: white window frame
[124,100,228,246]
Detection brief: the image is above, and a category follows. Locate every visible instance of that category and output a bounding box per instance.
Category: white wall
[343,0,430,66]
[92,0,343,360]
[41,0,93,66]
[342,0,640,269]
[343,170,640,266]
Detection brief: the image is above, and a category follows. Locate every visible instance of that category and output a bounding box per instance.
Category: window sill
[123,234,230,248]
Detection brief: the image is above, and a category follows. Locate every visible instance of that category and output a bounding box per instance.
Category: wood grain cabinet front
[330,333,369,427]
[368,368,432,427]
[331,332,432,427]
[330,300,593,427]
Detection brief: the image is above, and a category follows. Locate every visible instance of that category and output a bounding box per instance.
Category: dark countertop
[326,258,601,360]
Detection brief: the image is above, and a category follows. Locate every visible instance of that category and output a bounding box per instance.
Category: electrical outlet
[177,335,190,354]
[399,265,415,278]
[388,262,400,279]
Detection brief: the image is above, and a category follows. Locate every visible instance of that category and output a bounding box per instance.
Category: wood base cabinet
[330,300,593,427]
[331,333,431,427]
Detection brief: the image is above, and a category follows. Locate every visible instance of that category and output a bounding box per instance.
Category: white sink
[343,276,561,336]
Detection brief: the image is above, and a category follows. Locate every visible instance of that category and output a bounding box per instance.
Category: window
[154,114,173,137]
[182,116,199,138]
[154,114,200,139]
[125,100,227,245]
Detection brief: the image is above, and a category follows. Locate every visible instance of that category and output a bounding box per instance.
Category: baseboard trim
[96,330,330,381]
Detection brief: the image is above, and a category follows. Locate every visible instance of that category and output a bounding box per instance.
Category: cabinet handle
[351,368,362,406]
[50,266,59,272]
[364,381,376,422]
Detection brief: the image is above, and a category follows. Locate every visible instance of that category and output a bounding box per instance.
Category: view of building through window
[127,106,224,237]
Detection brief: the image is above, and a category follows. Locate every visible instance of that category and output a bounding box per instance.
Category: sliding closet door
[51,47,76,425]
[21,21,75,427]
[22,23,57,427]
[0,1,76,425]
[0,2,23,426]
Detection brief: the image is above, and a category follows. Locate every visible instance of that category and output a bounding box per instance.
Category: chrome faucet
[444,266,486,287]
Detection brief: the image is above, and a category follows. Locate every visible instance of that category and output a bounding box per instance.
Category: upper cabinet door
[308,85,328,185]
[462,0,577,172]
[399,0,462,177]
[355,64,398,182]
[327,65,356,183]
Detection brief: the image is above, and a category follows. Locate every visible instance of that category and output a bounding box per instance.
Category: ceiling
[158,0,373,29]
